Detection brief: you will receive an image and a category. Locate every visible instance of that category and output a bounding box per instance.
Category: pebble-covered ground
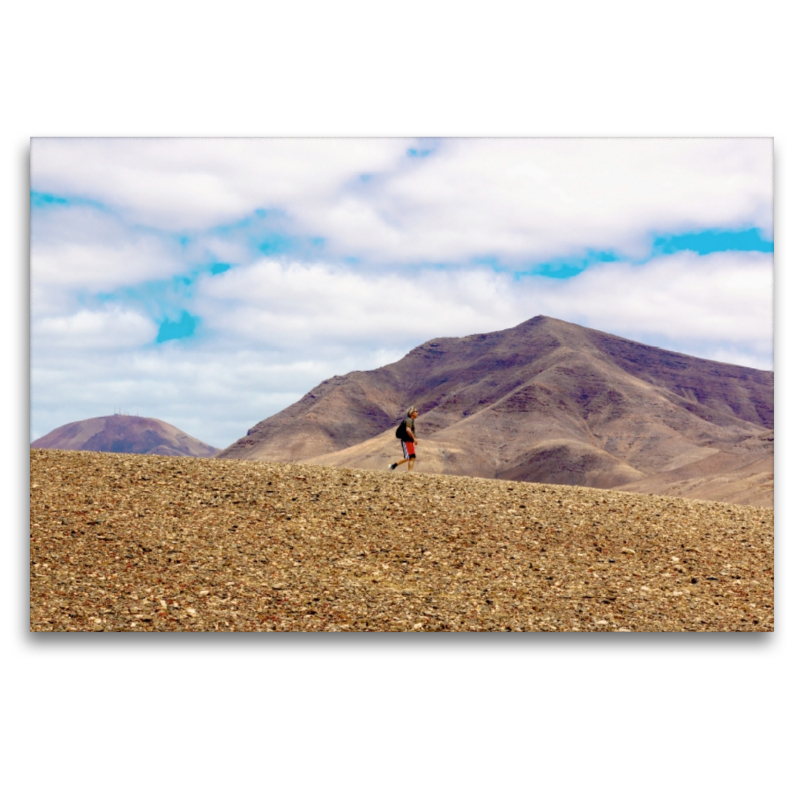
[30,449,774,632]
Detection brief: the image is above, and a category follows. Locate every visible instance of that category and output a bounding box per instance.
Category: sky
[30,137,774,448]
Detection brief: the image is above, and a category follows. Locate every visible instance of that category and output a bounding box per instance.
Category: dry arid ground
[30,449,774,632]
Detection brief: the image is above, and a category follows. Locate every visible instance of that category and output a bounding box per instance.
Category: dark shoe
[389,463,397,470]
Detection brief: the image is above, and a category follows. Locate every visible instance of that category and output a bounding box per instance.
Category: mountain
[217,316,773,505]
[31,415,219,458]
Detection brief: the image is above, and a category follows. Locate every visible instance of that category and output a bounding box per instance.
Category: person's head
[407,406,418,418]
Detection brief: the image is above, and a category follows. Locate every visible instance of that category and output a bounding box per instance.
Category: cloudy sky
[30,137,773,448]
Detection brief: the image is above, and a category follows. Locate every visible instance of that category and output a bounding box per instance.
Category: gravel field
[30,449,774,632]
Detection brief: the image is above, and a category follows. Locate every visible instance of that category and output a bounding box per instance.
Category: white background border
[6,3,795,798]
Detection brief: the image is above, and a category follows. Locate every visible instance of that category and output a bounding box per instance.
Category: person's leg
[405,440,416,471]
[392,441,411,470]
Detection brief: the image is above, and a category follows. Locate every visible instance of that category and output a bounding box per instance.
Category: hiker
[390,407,419,472]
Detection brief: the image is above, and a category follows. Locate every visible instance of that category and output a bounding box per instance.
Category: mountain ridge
[218,316,773,505]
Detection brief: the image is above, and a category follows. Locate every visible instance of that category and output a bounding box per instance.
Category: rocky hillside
[30,449,774,632]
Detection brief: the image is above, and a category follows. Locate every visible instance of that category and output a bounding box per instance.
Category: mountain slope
[217,316,773,504]
[31,415,219,458]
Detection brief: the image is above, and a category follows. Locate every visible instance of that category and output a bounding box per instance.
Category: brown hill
[616,430,774,507]
[31,415,219,458]
[30,449,774,632]
[218,316,773,506]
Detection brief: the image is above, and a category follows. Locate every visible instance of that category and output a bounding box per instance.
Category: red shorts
[402,440,416,459]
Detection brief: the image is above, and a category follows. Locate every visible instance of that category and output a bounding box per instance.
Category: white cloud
[31,204,185,312]
[32,307,158,350]
[31,138,413,231]
[192,252,773,361]
[33,238,179,289]
[529,251,773,347]
[336,138,772,263]
[192,258,518,350]
[31,138,772,264]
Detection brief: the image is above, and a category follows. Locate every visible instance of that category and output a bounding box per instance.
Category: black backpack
[395,419,406,439]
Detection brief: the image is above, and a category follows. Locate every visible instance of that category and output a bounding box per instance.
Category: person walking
[390,406,419,472]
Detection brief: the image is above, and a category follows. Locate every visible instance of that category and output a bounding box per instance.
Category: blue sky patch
[652,228,773,255]
[407,138,439,159]
[94,260,235,334]
[505,229,774,280]
[156,311,199,343]
[258,233,295,256]
[31,190,112,215]
[30,191,69,208]
[499,250,621,280]
[97,273,199,324]
[204,208,326,262]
